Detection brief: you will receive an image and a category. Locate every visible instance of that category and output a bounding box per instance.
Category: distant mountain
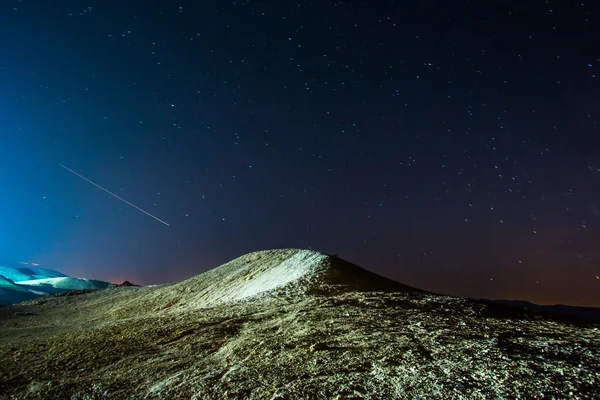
[16,277,113,294]
[0,275,45,305]
[488,299,600,323]
[0,265,66,282]
[0,265,113,305]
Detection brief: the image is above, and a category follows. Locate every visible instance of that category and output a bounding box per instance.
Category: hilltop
[0,249,598,399]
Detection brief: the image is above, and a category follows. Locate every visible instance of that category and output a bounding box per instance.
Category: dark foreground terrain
[0,249,598,399]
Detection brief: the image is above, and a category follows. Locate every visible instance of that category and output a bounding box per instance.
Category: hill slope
[0,249,598,399]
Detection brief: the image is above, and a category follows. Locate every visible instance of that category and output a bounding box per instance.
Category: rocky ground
[0,249,598,399]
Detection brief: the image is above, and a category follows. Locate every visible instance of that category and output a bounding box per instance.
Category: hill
[117,249,421,315]
[0,249,598,399]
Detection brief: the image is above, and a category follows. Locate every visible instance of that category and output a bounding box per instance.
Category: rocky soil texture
[0,249,598,399]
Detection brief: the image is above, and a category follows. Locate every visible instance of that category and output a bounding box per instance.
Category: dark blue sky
[1,0,599,306]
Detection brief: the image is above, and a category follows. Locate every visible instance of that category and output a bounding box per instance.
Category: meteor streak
[59,163,170,226]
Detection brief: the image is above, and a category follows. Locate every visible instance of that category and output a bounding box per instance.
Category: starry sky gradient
[1,0,599,306]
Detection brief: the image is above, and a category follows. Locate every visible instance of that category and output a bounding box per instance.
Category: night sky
[1,1,599,306]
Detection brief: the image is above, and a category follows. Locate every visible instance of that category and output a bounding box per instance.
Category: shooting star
[59,163,170,226]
